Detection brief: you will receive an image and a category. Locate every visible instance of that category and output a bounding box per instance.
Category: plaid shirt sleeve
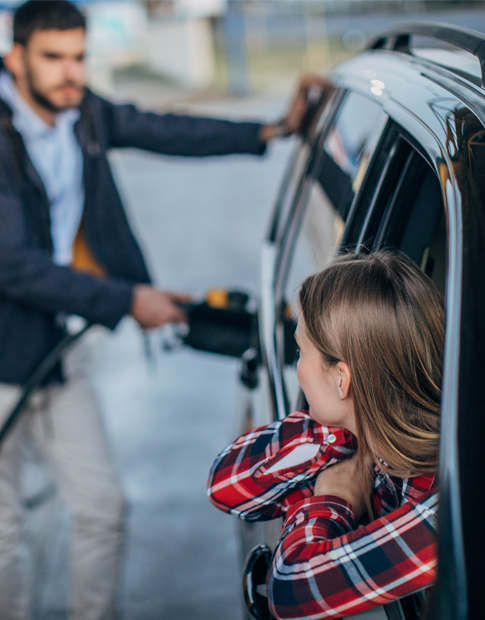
[207,410,357,521]
[267,489,438,619]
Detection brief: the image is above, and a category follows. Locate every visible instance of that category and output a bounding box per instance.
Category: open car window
[273,92,390,413]
[316,91,389,221]
[275,119,447,417]
[269,90,340,247]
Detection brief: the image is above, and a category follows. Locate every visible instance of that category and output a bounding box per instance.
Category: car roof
[368,22,485,85]
[413,47,481,84]
[330,23,485,126]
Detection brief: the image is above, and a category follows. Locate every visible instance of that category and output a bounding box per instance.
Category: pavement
[33,88,294,620]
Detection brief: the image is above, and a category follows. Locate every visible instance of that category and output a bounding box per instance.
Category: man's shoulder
[82,88,113,114]
[81,89,136,129]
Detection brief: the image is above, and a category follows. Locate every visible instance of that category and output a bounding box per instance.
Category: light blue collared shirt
[0,71,84,266]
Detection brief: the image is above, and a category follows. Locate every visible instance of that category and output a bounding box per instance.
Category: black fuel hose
[0,324,92,448]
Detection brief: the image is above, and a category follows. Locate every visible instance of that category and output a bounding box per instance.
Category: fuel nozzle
[161,288,257,359]
[205,289,250,310]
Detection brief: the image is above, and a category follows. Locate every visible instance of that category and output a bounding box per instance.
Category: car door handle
[242,544,273,620]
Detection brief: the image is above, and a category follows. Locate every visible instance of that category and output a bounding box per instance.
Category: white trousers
[0,342,126,620]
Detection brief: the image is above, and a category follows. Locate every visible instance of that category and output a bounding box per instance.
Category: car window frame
[267,89,344,247]
[263,89,393,420]
[258,89,346,419]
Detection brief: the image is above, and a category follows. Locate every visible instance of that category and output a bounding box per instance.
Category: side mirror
[242,544,273,620]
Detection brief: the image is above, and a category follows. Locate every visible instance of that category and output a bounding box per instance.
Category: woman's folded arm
[267,489,438,619]
[207,410,357,521]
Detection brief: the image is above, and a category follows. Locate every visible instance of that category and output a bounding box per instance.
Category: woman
[208,251,443,619]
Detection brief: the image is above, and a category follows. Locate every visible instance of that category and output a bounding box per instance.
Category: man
[0,1,328,619]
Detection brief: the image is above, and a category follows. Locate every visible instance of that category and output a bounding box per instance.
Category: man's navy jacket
[0,86,265,384]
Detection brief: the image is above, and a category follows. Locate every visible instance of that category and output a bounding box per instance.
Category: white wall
[147,18,216,88]
[174,0,226,18]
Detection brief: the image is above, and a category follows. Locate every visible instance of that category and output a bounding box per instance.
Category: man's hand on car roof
[259,74,334,143]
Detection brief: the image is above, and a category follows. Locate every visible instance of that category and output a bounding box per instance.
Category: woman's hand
[314,453,369,521]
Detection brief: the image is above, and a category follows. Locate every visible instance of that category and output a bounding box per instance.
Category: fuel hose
[0,323,92,449]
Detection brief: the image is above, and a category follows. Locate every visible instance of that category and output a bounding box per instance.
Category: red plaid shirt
[208,410,438,619]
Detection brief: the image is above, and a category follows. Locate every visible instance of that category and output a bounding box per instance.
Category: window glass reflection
[316,92,388,219]
[281,181,344,411]
[276,92,388,412]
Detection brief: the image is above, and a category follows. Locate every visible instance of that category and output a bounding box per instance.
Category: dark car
[179,22,485,620]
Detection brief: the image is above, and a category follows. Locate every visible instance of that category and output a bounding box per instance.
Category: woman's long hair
[299,251,444,478]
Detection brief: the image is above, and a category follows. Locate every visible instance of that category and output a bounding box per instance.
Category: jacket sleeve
[97,94,267,157]
[207,410,357,521]
[0,144,134,329]
[267,490,438,619]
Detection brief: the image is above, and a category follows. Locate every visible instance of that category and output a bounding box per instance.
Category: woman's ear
[335,362,351,400]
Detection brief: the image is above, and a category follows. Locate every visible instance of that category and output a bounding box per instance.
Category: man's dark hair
[13,0,86,46]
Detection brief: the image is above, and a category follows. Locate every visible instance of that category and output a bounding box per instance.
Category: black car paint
[257,40,485,620]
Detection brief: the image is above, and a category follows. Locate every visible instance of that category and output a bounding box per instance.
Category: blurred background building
[0,0,483,97]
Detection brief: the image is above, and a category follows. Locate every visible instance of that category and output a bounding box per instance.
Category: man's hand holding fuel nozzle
[130,285,192,329]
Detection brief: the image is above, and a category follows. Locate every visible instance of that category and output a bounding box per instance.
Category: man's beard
[26,66,84,114]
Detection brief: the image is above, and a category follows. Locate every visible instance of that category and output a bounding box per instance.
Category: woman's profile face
[295,317,356,434]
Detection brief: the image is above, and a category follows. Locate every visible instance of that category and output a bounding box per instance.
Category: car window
[273,92,390,413]
[279,178,345,410]
[315,91,389,220]
[270,91,340,246]
[374,145,447,292]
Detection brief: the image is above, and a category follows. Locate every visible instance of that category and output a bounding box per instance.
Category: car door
[250,90,392,620]
[256,85,474,620]
[367,101,485,620]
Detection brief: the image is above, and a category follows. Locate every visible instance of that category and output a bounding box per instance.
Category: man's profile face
[13,28,86,112]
